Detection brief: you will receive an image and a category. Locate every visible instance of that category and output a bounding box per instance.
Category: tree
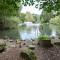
[21,0,60,25]
[25,12,34,22]
[0,0,21,16]
[40,11,54,23]
[49,15,60,32]
[49,15,60,26]
[4,16,21,29]
[22,0,60,12]
[33,15,37,22]
[19,13,26,23]
[0,0,21,30]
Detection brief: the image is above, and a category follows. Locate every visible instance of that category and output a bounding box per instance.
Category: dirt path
[0,47,23,60]
[0,40,32,60]
[0,40,60,60]
[35,45,60,60]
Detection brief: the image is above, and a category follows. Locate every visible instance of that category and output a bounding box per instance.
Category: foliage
[21,0,60,25]
[20,49,37,60]
[40,11,54,23]
[0,16,21,30]
[49,15,60,32]
[40,0,60,12]
[0,0,22,30]
[38,35,50,41]
[49,15,60,26]
[33,14,40,23]
[33,15,37,22]
[0,0,21,16]
[0,42,6,53]
[19,12,35,23]
[5,16,20,29]
[19,13,26,22]
[25,12,34,22]
[22,0,60,12]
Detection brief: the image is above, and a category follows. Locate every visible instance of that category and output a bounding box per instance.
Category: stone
[28,45,35,50]
[16,40,21,44]
[9,40,13,42]
[10,45,16,48]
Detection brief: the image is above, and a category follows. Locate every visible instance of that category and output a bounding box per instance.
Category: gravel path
[35,45,60,60]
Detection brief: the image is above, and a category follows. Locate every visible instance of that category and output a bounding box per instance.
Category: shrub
[0,42,6,53]
[37,35,53,47]
[38,35,50,41]
[20,49,37,60]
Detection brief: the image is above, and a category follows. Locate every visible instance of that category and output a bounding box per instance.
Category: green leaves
[0,0,21,30]
[0,0,21,16]
[21,0,35,6]
[49,15,60,26]
[22,0,60,12]
[38,35,50,40]
[40,11,53,23]
[25,12,34,22]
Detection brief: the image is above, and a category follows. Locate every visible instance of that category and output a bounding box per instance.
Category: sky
[21,5,42,15]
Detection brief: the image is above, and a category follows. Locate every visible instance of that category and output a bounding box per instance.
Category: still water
[0,22,59,40]
[19,22,57,40]
[19,23,40,40]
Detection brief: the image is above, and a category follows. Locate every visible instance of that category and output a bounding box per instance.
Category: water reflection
[19,22,40,40]
[19,22,54,40]
[49,24,60,37]
[0,22,59,40]
[40,24,52,35]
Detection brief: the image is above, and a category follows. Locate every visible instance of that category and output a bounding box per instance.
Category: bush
[0,41,6,53]
[20,49,37,60]
[38,35,50,41]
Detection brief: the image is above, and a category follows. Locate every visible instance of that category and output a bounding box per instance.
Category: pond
[19,22,40,40]
[18,22,58,40]
[0,29,20,39]
[0,22,60,40]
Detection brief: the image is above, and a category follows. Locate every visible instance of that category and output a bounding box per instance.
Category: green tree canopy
[0,0,21,16]
[25,12,34,22]
[0,0,21,30]
[19,13,26,22]
[49,15,60,26]
[40,11,54,23]
[22,0,60,12]
[49,15,60,32]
